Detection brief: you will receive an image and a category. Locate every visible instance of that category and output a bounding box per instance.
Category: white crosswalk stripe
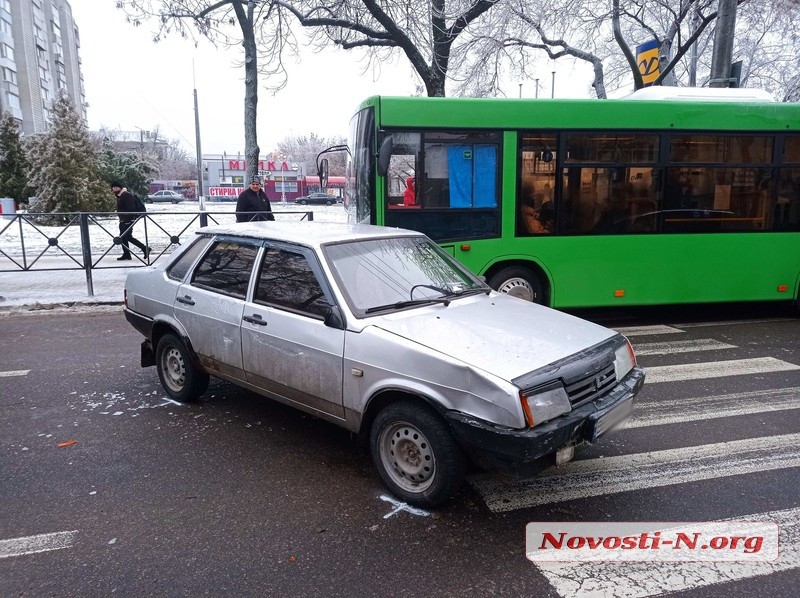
[614,325,685,337]
[0,531,77,559]
[633,338,736,356]
[534,506,800,598]
[645,357,800,383]
[624,387,800,429]
[0,369,30,378]
[470,432,800,513]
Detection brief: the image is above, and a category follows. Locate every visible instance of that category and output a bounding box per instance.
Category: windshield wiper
[364,297,451,314]
[443,287,491,298]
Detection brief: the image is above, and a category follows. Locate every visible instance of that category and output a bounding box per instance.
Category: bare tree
[276,133,347,176]
[273,0,502,97]
[117,1,298,182]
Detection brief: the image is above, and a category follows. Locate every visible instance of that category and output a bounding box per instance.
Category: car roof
[195,221,425,248]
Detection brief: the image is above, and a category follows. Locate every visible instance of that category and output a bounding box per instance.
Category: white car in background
[122,221,645,506]
[147,190,185,204]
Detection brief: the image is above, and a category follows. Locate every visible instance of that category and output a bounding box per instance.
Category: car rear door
[241,243,345,420]
[174,237,260,382]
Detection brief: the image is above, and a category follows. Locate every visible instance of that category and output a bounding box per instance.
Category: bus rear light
[614,289,625,297]
[778,285,788,293]
[460,244,471,251]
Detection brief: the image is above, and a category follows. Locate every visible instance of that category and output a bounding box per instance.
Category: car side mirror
[319,158,329,189]
[323,305,345,329]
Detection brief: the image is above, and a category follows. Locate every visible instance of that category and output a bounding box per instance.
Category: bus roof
[357,92,799,132]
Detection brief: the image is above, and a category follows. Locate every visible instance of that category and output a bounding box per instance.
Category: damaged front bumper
[445,366,645,477]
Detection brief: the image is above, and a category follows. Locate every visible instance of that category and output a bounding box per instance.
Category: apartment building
[0,0,86,134]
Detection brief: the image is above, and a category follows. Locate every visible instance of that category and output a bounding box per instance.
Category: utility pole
[709,0,738,88]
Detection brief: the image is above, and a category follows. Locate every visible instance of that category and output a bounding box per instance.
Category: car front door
[174,238,259,382]
[241,244,345,420]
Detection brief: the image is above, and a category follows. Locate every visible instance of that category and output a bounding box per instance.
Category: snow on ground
[0,202,348,312]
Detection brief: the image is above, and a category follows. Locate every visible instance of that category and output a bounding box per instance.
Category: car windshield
[324,236,489,316]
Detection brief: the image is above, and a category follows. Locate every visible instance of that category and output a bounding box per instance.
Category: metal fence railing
[0,208,315,296]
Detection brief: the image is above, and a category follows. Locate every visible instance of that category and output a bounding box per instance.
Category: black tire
[299,199,308,205]
[325,200,332,206]
[155,333,209,402]
[370,401,465,507]
[488,267,545,304]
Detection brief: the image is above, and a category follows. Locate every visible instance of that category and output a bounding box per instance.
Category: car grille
[565,363,617,407]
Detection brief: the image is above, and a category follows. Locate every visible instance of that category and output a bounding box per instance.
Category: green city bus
[325,89,800,309]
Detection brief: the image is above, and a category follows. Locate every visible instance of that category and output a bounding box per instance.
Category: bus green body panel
[348,94,800,308]
[457,234,800,308]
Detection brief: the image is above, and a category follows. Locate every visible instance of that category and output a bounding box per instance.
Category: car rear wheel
[156,333,209,402]
[299,199,308,205]
[325,200,332,206]
[488,267,545,304]
[370,401,465,507]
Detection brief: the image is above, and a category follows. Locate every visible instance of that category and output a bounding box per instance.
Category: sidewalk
[0,264,129,311]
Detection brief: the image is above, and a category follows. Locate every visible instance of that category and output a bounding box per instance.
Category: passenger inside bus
[522,196,555,234]
[403,176,417,206]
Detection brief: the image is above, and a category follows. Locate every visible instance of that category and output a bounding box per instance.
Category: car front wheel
[155,333,209,402]
[370,401,465,507]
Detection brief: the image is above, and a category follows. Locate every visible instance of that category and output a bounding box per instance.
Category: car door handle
[243,314,267,326]
[176,295,195,306]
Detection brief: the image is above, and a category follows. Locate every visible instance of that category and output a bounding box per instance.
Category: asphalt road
[1,303,799,597]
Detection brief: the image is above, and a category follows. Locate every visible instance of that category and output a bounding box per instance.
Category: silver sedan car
[147,190,185,203]
[123,222,644,506]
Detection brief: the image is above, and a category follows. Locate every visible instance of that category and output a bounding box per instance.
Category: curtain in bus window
[448,145,472,207]
[473,145,497,207]
[446,144,497,208]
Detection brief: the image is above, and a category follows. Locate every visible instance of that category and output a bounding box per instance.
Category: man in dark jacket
[236,176,275,222]
[111,181,150,261]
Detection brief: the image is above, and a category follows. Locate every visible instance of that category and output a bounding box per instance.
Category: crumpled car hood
[372,294,617,382]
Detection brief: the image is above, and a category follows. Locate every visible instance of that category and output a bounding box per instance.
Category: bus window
[384,130,502,242]
[776,137,800,230]
[670,135,772,164]
[386,132,420,207]
[518,135,557,235]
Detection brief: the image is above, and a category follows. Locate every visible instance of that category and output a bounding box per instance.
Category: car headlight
[520,381,571,427]
[614,337,637,381]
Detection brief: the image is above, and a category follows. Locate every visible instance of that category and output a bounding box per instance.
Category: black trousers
[119,220,147,257]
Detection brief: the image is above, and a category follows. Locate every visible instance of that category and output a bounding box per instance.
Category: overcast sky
[70,1,590,156]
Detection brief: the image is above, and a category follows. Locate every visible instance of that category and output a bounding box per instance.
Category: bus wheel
[489,267,544,304]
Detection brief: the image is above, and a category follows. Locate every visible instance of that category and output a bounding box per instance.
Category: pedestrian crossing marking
[645,357,800,383]
[0,530,77,559]
[0,369,30,378]
[614,325,685,337]
[469,432,800,512]
[624,387,800,429]
[634,338,736,356]
[534,506,800,598]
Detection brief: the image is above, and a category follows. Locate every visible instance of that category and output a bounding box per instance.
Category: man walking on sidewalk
[110,181,149,261]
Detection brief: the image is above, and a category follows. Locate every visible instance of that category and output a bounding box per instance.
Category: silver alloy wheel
[497,276,535,302]
[378,420,436,493]
[161,344,187,393]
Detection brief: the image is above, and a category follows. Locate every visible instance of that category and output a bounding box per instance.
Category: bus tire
[489,267,545,304]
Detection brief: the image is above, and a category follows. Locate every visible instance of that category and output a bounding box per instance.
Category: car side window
[190,240,259,299]
[167,237,211,282]
[253,247,330,317]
